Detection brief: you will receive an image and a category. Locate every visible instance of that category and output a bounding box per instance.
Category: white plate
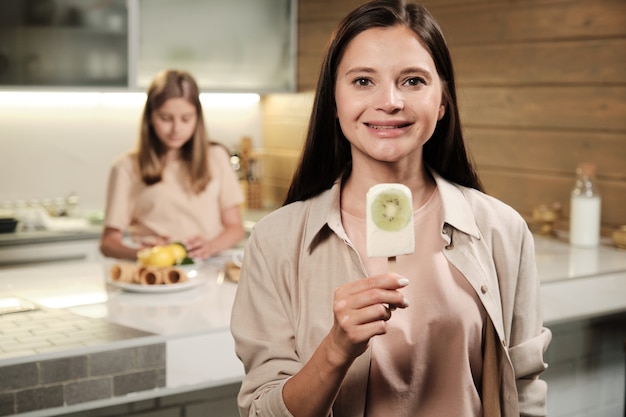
[105,262,205,293]
[107,276,205,293]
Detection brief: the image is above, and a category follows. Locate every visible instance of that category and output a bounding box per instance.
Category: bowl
[612,225,626,249]
[0,218,18,234]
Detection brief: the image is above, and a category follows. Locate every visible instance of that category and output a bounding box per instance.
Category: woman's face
[335,25,445,166]
[150,97,198,150]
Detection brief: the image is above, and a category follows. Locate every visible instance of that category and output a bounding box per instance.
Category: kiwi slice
[179,257,194,265]
[370,188,412,232]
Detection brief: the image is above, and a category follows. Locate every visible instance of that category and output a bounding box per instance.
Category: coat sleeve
[230,228,298,417]
[506,222,552,416]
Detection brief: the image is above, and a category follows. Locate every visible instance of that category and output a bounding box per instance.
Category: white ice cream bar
[366,183,415,258]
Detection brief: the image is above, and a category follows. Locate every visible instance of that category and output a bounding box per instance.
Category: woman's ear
[438,104,446,120]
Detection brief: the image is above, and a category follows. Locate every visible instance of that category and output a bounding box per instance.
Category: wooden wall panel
[427,0,626,44]
[451,39,626,85]
[260,93,313,205]
[459,86,626,131]
[466,128,626,180]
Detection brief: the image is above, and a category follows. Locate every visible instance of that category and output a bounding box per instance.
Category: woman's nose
[375,84,404,112]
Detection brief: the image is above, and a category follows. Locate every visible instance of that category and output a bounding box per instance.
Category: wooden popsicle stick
[387,255,397,311]
[387,255,397,272]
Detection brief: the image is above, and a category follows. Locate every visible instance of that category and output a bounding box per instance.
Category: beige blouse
[342,189,485,416]
[103,144,244,243]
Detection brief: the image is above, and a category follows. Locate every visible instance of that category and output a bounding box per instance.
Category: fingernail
[402,298,410,307]
[398,278,409,286]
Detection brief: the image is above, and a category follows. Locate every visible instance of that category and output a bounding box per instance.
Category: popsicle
[366,183,415,270]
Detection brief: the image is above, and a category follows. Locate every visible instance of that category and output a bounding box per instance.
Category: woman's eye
[154,113,171,121]
[405,77,426,87]
[353,77,372,87]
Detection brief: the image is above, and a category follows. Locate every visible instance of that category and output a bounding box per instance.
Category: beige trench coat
[231,173,551,417]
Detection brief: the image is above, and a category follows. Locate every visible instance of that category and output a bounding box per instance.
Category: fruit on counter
[168,242,187,262]
[179,256,194,265]
[138,246,175,267]
[137,243,192,267]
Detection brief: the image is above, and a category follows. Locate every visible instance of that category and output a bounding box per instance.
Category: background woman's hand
[137,235,170,250]
[327,274,409,365]
[183,235,216,259]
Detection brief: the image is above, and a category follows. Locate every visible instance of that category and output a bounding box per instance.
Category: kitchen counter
[0,227,102,248]
[534,235,626,325]
[0,208,273,248]
[0,235,625,416]
[0,208,274,268]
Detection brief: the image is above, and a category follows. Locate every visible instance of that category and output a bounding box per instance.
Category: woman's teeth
[367,123,408,129]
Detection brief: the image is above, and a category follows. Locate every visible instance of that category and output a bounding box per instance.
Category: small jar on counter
[569,163,601,248]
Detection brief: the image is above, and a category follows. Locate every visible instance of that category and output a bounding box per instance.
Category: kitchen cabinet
[137,0,295,92]
[0,0,129,87]
[0,0,295,92]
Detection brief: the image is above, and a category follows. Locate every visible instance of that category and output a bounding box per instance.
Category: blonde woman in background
[100,69,244,261]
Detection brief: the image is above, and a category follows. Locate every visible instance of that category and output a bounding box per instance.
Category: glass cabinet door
[0,0,128,88]
[137,0,295,93]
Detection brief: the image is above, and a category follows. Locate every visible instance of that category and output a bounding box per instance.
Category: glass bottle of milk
[569,163,601,247]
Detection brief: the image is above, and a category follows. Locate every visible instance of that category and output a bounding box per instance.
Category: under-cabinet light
[0,92,103,107]
[0,92,260,108]
[200,93,260,107]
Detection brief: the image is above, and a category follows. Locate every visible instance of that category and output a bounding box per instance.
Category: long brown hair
[137,69,211,194]
[284,0,483,205]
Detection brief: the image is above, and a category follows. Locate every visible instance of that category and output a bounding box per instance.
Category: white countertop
[0,235,625,415]
[532,235,626,325]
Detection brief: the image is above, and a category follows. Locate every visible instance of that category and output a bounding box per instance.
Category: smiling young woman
[231,1,550,416]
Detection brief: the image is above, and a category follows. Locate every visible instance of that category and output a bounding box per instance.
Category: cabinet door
[0,0,129,87]
[137,0,295,93]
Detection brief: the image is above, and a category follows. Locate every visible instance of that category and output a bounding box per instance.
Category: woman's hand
[327,273,410,365]
[282,273,410,417]
[183,235,216,259]
[137,235,170,249]
[182,205,246,260]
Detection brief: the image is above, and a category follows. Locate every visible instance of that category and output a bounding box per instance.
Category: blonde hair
[137,69,211,194]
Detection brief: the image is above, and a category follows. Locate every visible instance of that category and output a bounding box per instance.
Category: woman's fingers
[335,274,409,313]
[329,274,409,359]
